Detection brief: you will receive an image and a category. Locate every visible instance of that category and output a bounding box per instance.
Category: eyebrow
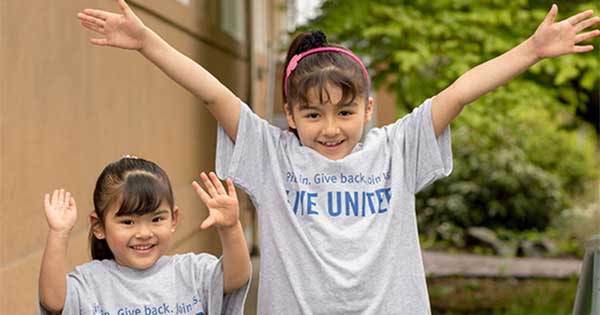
[153,209,171,216]
[114,208,171,218]
[298,104,322,111]
[298,102,358,111]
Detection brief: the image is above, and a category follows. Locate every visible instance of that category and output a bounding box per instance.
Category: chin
[323,152,348,161]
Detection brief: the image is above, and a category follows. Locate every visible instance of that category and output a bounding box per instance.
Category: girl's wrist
[137,25,151,51]
[48,229,72,240]
[216,221,242,235]
[138,27,160,54]
[525,36,545,63]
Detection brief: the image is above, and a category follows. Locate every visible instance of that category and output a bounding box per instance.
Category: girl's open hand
[77,0,146,50]
[43,189,78,236]
[532,5,600,58]
[193,172,240,230]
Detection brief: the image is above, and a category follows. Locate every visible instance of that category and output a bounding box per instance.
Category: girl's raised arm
[192,172,250,293]
[431,5,600,137]
[39,189,78,313]
[77,0,240,140]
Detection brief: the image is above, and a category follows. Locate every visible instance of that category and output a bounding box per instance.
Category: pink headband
[284,47,371,98]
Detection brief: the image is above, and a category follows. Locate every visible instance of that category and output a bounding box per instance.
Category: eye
[120,219,134,225]
[305,112,320,119]
[339,110,353,116]
[152,216,166,223]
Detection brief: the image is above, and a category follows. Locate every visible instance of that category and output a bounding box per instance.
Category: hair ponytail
[283,30,328,103]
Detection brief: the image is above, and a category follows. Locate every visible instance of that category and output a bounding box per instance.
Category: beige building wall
[0,0,395,313]
[0,1,251,314]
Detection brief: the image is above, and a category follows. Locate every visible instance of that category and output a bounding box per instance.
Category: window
[220,0,246,42]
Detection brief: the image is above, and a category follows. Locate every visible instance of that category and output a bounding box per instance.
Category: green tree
[301,0,599,231]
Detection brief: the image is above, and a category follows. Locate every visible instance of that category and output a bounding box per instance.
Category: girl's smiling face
[91,200,179,270]
[286,85,373,161]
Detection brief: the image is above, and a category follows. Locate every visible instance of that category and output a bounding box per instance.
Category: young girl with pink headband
[77,1,600,313]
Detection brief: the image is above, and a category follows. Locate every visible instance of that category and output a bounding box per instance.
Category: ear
[364,97,374,123]
[89,212,106,239]
[170,206,180,232]
[284,103,297,129]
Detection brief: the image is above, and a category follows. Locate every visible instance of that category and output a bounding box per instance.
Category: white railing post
[573,235,600,315]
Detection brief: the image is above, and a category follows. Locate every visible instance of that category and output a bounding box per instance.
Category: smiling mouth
[318,139,344,148]
[130,244,155,252]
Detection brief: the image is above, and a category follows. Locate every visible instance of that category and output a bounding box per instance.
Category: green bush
[417,82,598,231]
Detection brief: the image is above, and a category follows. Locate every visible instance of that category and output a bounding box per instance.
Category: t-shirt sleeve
[215,100,284,198]
[194,254,251,315]
[388,98,453,193]
[38,272,83,315]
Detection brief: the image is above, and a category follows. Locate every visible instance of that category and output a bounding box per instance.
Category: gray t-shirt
[217,98,452,315]
[39,253,249,315]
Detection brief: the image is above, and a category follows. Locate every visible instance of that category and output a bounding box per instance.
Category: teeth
[321,140,341,146]
[132,245,153,250]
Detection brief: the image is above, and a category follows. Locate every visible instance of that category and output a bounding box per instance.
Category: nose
[135,223,154,239]
[322,118,340,137]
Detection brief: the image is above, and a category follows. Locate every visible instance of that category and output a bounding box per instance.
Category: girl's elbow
[223,270,250,294]
[40,298,64,314]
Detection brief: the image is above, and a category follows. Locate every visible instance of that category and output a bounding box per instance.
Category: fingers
[192,180,211,204]
[209,172,227,196]
[77,12,106,26]
[194,171,235,202]
[117,0,131,14]
[543,4,558,25]
[575,30,600,43]
[573,45,594,53]
[65,191,71,207]
[566,9,594,26]
[69,196,77,210]
[51,189,59,206]
[200,215,216,230]
[200,172,222,198]
[81,21,104,34]
[78,12,106,36]
[44,193,50,209]
[199,172,216,196]
[58,189,65,206]
[46,189,76,209]
[574,16,600,33]
[226,178,237,198]
[90,38,110,47]
[81,8,110,21]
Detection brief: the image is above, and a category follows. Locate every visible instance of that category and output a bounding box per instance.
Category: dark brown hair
[90,157,175,260]
[283,30,370,111]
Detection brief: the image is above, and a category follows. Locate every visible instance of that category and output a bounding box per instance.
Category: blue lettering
[288,188,392,218]
[314,173,337,184]
[375,188,391,213]
[143,304,170,315]
[366,192,376,214]
[117,307,140,315]
[345,191,359,216]
[292,190,304,215]
[306,192,319,215]
[176,302,193,314]
[93,304,110,315]
[327,191,341,216]
[361,191,367,216]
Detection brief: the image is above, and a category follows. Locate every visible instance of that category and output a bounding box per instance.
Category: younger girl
[77,2,600,314]
[39,157,250,315]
